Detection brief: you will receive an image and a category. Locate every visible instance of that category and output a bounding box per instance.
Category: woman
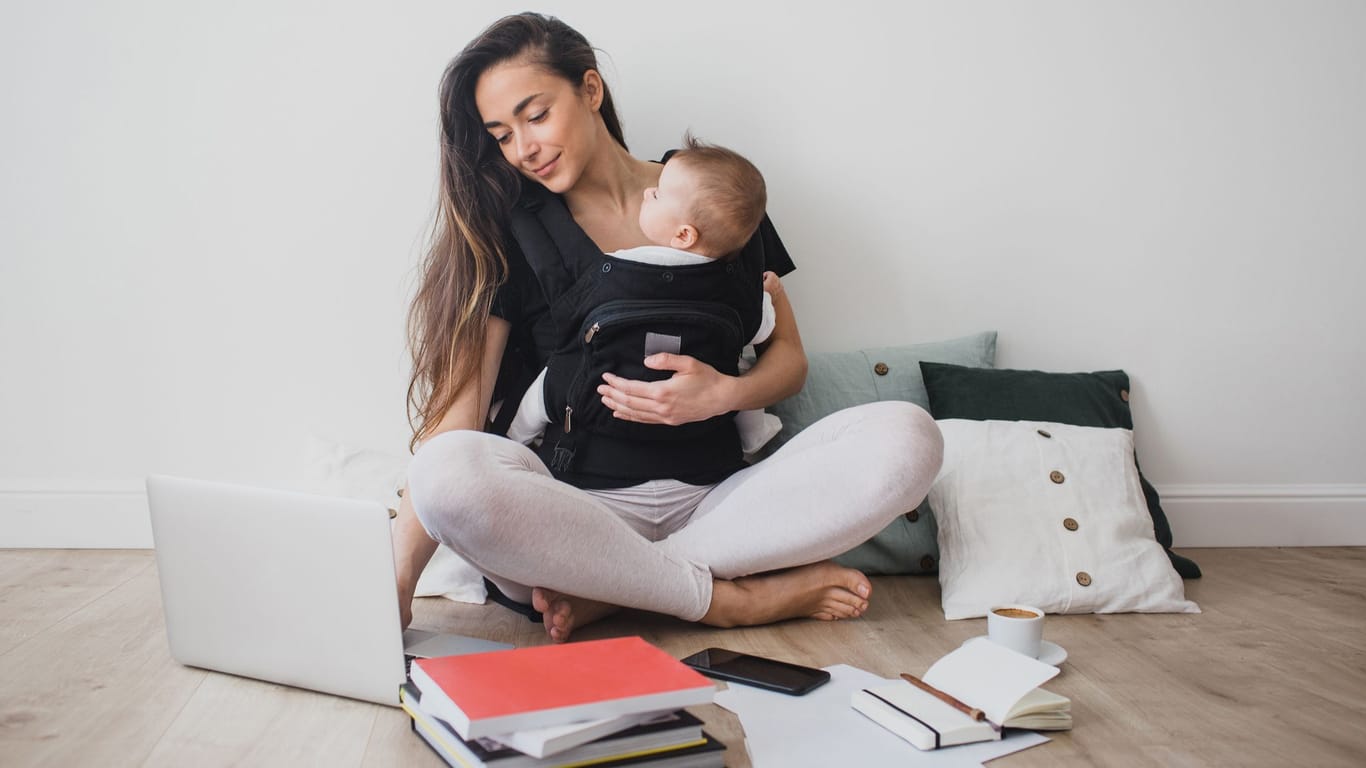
[397,12,943,642]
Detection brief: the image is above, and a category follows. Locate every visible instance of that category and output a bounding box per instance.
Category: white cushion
[930,419,1199,620]
[304,435,486,604]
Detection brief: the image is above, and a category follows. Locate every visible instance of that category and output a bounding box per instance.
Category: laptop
[146,474,512,706]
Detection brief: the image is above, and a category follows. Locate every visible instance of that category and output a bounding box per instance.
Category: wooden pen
[900,672,986,721]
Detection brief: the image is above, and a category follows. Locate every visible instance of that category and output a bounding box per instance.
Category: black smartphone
[680,647,831,696]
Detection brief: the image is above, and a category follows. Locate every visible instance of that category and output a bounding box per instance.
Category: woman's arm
[597,272,807,425]
[394,316,510,628]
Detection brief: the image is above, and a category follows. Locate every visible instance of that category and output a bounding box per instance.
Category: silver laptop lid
[146,474,408,705]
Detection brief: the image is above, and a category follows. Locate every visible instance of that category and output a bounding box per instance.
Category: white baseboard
[2,482,1364,549]
[0,488,153,548]
[1161,484,1366,547]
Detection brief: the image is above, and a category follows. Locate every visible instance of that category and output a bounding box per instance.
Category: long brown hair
[407,13,628,451]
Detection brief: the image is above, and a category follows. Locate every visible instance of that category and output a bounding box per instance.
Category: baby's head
[639,135,767,260]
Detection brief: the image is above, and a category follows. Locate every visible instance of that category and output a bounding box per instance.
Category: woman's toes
[531,587,554,614]
[840,571,872,599]
[547,599,575,642]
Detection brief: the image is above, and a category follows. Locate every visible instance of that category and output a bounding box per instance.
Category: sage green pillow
[760,331,997,575]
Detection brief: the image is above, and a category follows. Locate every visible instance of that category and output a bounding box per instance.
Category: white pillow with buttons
[930,419,1199,620]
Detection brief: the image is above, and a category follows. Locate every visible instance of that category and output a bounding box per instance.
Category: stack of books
[403,636,726,768]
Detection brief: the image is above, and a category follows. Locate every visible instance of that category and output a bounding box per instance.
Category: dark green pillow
[918,361,1200,579]
[759,331,997,575]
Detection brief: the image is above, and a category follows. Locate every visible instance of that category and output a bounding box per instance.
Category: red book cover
[410,636,715,739]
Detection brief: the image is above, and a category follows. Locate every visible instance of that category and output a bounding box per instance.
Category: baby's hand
[762,270,785,299]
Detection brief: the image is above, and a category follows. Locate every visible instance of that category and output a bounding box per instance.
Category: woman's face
[474,58,602,194]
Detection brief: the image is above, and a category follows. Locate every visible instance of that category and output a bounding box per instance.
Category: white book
[490,710,670,758]
[850,640,1070,751]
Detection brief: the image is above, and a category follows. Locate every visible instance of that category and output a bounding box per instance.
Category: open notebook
[851,639,1070,750]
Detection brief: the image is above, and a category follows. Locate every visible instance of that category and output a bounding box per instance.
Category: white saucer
[964,636,1068,667]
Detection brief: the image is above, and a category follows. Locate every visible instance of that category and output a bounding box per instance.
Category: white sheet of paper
[923,640,1060,726]
[714,663,1048,767]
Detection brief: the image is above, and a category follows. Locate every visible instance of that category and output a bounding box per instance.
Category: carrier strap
[509,185,606,329]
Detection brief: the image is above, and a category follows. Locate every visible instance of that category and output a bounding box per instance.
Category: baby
[506,136,782,455]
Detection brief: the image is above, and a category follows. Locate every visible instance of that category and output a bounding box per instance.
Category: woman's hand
[398,583,415,631]
[762,270,785,301]
[393,488,436,631]
[599,271,807,425]
[598,354,738,425]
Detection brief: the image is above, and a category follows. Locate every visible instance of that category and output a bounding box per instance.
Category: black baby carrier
[496,183,766,484]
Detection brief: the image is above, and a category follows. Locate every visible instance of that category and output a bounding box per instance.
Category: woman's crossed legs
[406,400,942,641]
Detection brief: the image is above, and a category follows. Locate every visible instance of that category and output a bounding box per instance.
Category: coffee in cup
[987,603,1045,657]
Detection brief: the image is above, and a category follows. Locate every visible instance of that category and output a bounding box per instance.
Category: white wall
[4,1,1363,546]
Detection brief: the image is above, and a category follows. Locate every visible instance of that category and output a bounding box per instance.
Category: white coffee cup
[987,604,1044,658]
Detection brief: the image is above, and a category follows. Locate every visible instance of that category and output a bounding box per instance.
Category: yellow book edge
[399,689,708,768]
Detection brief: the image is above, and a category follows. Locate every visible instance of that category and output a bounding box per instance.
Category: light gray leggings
[406,401,943,622]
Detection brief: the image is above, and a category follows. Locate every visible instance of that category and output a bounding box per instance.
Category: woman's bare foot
[700,560,871,628]
[531,587,621,643]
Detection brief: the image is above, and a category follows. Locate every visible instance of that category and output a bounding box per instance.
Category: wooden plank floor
[2,547,1364,767]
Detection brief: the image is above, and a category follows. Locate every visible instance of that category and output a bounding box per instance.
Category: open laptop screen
[147,475,409,705]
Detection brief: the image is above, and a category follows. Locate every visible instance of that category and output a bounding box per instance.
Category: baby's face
[639,160,700,250]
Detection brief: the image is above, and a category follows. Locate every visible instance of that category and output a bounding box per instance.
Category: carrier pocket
[561,299,744,438]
